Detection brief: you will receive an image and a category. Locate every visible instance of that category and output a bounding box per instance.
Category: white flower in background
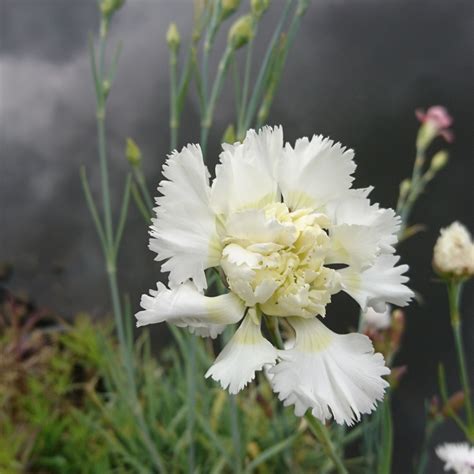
[433,222,474,279]
[360,306,392,331]
[436,443,474,474]
[136,126,414,426]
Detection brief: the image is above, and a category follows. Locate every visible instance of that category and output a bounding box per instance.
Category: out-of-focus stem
[230,396,242,473]
[186,334,196,473]
[236,31,255,138]
[242,0,292,132]
[201,1,221,120]
[416,416,442,474]
[169,48,179,151]
[86,14,166,472]
[97,20,114,247]
[305,415,348,474]
[256,0,309,129]
[132,166,154,212]
[200,45,234,155]
[448,280,474,440]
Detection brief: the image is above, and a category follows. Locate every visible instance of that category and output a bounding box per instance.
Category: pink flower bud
[416,106,453,128]
[415,106,454,146]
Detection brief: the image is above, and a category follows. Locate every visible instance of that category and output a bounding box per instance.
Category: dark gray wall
[1,1,473,472]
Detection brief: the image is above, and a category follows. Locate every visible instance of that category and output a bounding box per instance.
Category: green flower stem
[416,417,442,474]
[448,280,474,440]
[438,363,468,435]
[255,0,309,129]
[236,29,256,137]
[132,165,154,213]
[232,57,243,123]
[305,415,348,474]
[80,166,108,256]
[186,334,197,473]
[131,181,152,223]
[85,14,166,472]
[169,47,179,151]
[97,20,114,248]
[397,149,423,234]
[242,0,292,133]
[200,45,234,155]
[230,395,242,473]
[201,1,222,120]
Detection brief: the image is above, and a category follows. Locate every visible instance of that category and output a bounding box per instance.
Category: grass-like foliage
[0,291,368,473]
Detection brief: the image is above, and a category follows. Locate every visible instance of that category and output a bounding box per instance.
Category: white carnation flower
[433,221,474,279]
[436,443,474,473]
[136,126,414,426]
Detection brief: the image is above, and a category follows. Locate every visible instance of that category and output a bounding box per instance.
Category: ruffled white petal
[135,281,245,338]
[211,127,282,215]
[205,311,279,394]
[149,144,221,291]
[279,135,356,211]
[436,443,474,474]
[326,224,380,270]
[330,196,400,253]
[338,255,414,312]
[269,318,390,426]
[240,125,283,180]
[224,207,297,247]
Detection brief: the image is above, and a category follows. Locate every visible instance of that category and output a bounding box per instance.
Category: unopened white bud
[433,222,474,279]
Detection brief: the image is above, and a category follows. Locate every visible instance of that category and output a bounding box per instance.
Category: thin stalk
[237,31,255,137]
[201,0,222,110]
[113,174,132,256]
[177,46,196,112]
[256,0,308,129]
[80,166,107,255]
[416,417,442,474]
[242,0,293,132]
[132,166,154,212]
[131,182,152,223]
[229,395,242,473]
[186,334,197,473]
[398,150,425,237]
[448,280,474,439]
[305,415,348,474]
[97,20,114,247]
[169,47,179,151]
[232,57,242,123]
[200,45,234,155]
[438,363,468,434]
[86,15,166,472]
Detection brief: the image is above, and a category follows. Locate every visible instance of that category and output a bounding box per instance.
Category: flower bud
[228,15,254,49]
[100,0,125,18]
[251,0,270,18]
[442,391,465,417]
[430,151,449,172]
[102,79,111,98]
[166,23,181,51]
[221,0,241,21]
[433,222,474,279]
[415,106,454,150]
[126,138,142,167]
[222,124,236,144]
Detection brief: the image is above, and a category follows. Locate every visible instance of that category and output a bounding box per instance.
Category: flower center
[220,203,340,317]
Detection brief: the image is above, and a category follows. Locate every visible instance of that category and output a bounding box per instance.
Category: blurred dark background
[1,0,473,472]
